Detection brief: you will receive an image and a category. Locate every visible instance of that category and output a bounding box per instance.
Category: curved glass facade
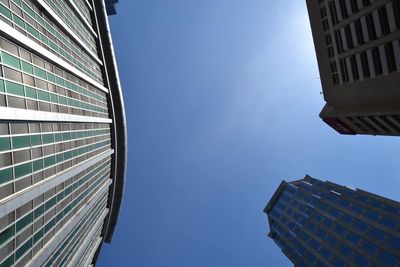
[0,0,126,266]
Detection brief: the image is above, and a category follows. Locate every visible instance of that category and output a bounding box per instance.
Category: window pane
[12,136,30,149]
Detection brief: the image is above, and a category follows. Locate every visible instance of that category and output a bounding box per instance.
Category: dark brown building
[306,0,400,136]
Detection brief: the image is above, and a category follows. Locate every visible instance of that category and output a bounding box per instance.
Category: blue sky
[97,1,400,266]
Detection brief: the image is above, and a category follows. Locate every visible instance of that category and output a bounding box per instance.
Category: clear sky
[97,1,400,266]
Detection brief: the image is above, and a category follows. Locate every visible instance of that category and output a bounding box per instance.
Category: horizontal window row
[45,200,106,267]
[322,0,373,26]
[0,132,110,169]
[0,122,110,136]
[287,207,385,266]
[0,81,108,118]
[0,128,110,153]
[310,198,398,244]
[21,0,96,56]
[331,40,400,85]
[0,156,110,232]
[19,194,105,267]
[0,93,108,118]
[274,183,400,245]
[76,226,102,267]
[0,60,107,110]
[0,139,110,198]
[0,65,108,115]
[0,36,105,103]
[0,160,110,251]
[51,206,104,267]
[0,137,110,181]
[332,4,400,55]
[44,192,107,267]
[0,50,106,103]
[0,0,103,84]
[0,165,109,266]
[44,0,97,52]
[70,0,92,27]
[345,114,400,136]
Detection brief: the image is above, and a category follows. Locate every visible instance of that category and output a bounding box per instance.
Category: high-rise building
[306,0,400,136]
[0,0,126,266]
[264,175,400,266]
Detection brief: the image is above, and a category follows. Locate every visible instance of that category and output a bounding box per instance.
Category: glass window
[7,95,25,109]
[325,235,338,247]
[346,232,359,244]
[14,162,31,178]
[0,239,13,263]
[12,136,30,149]
[0,183,13,199]
[388,236,400,250]
[0,225,14,246]
[0,39,18,55]
[10,123,28,134]
[339,243,351,255]
[378,250,397,265]
[369,227,385,241]
[16,225,32,247]
[354,219,368,231]
[21,61,33,74]
[22,74,35,86]
[5,81,24,96]
[3,66,22,82]
[330,255,344,267]
[381,216,398,229]
[353,253,368,266]
[0,213,13,232]
[308,239,319,250]
[33,66,46,79]
[319,247,331,258]
[361,240,377,254]
[0,152,11,168]
[338,199,350,208]
[364,210,380,221]
[15,176,32,192]
[15,238,32,260]
[2,51,21,69]
[30,135,41,147]
[333,224,346,235]
[25,87,37,100]
[341,213,353,223]
[0,123,8,135]
[13,149,30,164]
[16,201,32,220]
[349,204,363,214]
[37,90,50,101]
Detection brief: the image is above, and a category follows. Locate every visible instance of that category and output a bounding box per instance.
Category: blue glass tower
[264,175,400,266]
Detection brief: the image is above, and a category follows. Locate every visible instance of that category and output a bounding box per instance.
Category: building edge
[91,0,127,264]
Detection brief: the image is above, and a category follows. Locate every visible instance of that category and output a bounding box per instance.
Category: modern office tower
[264,175,400,266]
[306,0,400,136]
[0,0,126,266]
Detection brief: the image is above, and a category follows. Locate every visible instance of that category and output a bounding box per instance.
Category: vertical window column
[366,49,376,77]
[393,40,400,71]
[379,45,389,75]
[372,9,383,38]
[360,16,370,42]
[345,57,355,82]
[349,22,359,47]
[384,2,397,33]
[355,53,364,80]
